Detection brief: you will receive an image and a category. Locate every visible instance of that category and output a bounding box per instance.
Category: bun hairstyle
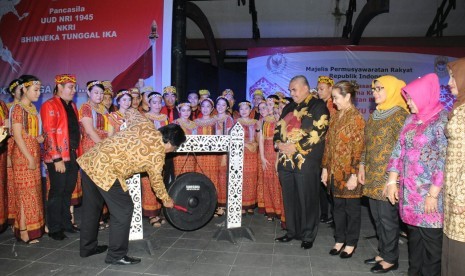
[332,80,359,102]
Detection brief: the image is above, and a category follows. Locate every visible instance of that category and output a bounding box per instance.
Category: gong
[163,172,217,231]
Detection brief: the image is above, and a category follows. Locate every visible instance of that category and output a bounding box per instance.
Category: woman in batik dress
[143,92,168,227]
[11,75,45,243]
[172,101,197,176]
[194,98,222,215]
[260,98,285,224]
[79,80,110,229]
[236,101,258,215]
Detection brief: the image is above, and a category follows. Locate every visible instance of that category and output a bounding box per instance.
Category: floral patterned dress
[387,111,448,228]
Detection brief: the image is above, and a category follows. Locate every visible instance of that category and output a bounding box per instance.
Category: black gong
[163,172,217,231]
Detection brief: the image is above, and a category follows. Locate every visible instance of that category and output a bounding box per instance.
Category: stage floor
[0,204,408,276]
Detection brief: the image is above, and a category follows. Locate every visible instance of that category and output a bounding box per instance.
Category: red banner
[0,0,171,105]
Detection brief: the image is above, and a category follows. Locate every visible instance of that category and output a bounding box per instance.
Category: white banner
[247,46,465,118]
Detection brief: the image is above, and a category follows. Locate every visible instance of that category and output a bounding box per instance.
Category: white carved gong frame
[127,123,244,240]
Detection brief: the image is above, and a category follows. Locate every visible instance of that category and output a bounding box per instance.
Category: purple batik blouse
[387,110,448,228]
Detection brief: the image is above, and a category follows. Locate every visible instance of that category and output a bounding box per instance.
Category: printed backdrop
[247,46,465,118]
[0,0,173,106]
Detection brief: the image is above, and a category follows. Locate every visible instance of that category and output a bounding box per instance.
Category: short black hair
[158,124,186,147]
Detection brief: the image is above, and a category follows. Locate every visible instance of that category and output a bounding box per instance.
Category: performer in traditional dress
[160,86,179,123]
[260,99,285,223]
[215,96,235,212]
[129,87,142,110]
[222,89,239,119]
[250,89,265,120]
[236,101,258,215]
[139,86,153,113]
[6,78,21,225]
[102,81,116,113]
[194,98,221,215]
[321,81,365,258]
[11,75,45,243]
[107,89,132,136]
[187,91,201,120]
[172,101,197,176]
[0,99,8,232]
[256,101,268,215]
[79,80,110,229]
[143,92,168,227]
[41,74,81,240]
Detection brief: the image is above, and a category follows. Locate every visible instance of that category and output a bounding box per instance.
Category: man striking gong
[77,108,186,265]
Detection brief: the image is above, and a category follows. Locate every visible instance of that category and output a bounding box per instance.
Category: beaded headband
[18,80,41,90]
[177,102,191,110]
[55,74,76,84]
[148,93,163,101]
[200,98,214,107]
[318,76,334,86]
[9,81,20,93]
[238,101,252,108]
[222,89,234,96]
[163,86,177,95]
[87,81,103,90]
[116,90,130,98]
[199,89,210,96]
[127,88,139,95]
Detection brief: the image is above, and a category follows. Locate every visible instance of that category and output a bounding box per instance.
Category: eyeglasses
[371,86,384,93]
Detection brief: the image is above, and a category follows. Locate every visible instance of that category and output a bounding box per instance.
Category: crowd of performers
[0,56,465,275]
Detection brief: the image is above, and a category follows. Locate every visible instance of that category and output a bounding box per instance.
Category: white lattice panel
[176,135,231,152]
[226,124,244,228]
[127,174,143,240]
[128,123,245,239]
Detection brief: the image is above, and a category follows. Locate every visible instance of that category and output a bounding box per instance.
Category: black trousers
[278,166,320,242]
[80,171,134,262]
[319,182,332,219]
[333,197,361,246]
[407,225,443,276]
[369,198,400,263]
[46,150,79,233]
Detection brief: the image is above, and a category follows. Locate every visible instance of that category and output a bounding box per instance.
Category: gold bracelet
[427,192,438,199]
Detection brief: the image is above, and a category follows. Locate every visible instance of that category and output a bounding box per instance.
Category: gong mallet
[173,204,193,215]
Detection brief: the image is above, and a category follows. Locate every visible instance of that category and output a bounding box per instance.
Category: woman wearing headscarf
[358,75,409,273]
[442,57,465,276]
[386,73,448,276]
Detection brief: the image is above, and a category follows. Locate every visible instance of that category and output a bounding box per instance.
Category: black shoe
[275,235,293,242]
[329,247,343,255]
[364,257,381,265]
[370,262,398,273]
[320,216,334,224]
[80,245,108,257]
[340,247,356,259]
[64,225,80,233]
[48,231,67,241]
[105,255,141,265]
[301,241,313,250]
